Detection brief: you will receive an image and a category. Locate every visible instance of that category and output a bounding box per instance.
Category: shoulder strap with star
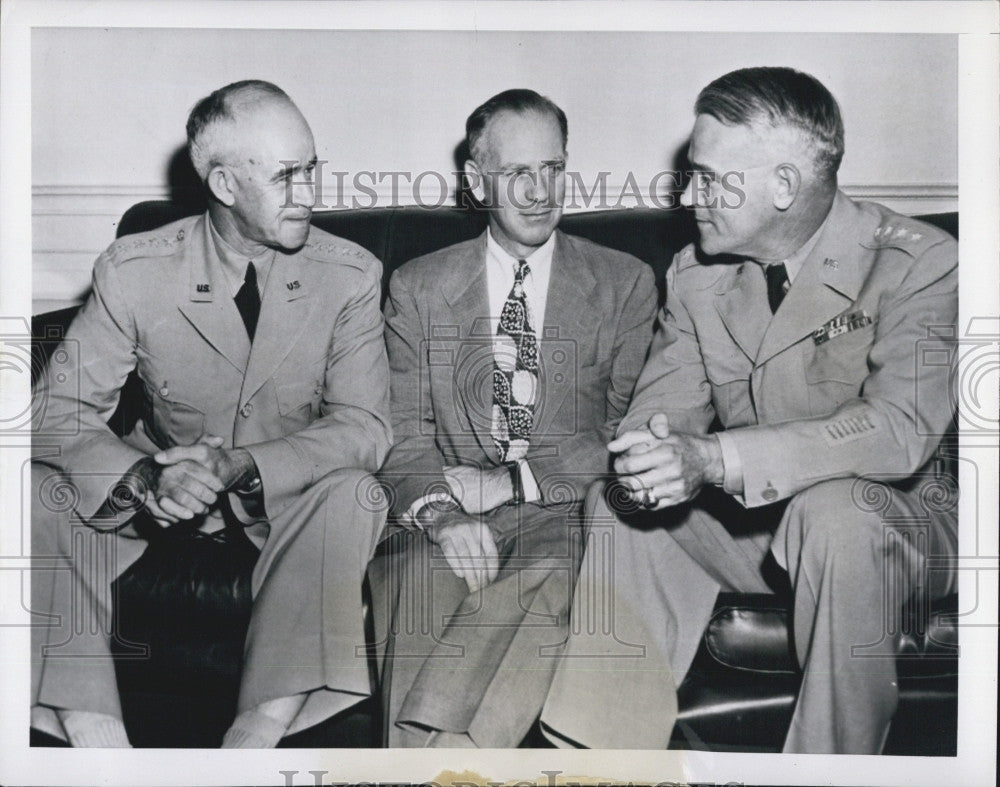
[862,214,951,258]
[102,221,192,268]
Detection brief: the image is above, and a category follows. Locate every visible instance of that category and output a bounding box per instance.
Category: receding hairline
[469,107,567,167]
[186,80,305,178]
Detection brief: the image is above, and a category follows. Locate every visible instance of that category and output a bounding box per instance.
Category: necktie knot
[514,259,530,284]
[235,261,261,341]
[765,262,789,313]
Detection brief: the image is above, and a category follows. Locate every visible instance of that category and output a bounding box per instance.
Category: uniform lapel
[756,192,872,367]
[714,261,771,363]
[442,234,497,460]
[240,252,311,403]
[534,231,597,438]
[176,216,251,374]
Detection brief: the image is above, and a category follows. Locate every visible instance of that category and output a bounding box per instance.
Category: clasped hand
[609,413,724,510]
[419,464,513,593]
[141,434,249,526]
[424,509,500,594]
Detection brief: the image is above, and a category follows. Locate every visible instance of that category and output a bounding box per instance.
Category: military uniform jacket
[35,212,392,521]
[620,191,957,507]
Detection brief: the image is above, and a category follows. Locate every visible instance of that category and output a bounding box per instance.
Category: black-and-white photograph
[1,2,997,786]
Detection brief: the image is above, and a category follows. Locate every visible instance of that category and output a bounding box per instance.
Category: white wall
[32,29,958,312]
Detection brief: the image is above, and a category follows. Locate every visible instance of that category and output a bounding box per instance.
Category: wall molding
[839,183,957,207]
[33,181,959,212]
[31,181,959,311]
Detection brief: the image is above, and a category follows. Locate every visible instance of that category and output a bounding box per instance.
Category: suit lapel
[176,217,250,374]
[442,234,498,460]
[755,191,872,366]
[240,252,312,403]
[535,232,598,438]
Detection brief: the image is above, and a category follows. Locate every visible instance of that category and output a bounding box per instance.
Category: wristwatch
[235,473,262,496]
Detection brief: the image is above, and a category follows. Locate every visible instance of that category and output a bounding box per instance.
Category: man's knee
[785,478,885,557]
[311,468,388,516]
[309,468,389,556]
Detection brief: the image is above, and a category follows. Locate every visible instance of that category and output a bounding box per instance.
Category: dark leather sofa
[31,200,959,752]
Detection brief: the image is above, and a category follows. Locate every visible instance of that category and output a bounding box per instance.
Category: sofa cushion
[702,592,958,677]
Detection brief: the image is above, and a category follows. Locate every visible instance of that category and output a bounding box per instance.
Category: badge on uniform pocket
[812,310,875,345]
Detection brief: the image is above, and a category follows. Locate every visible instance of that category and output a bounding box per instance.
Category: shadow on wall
[166,144,208,215]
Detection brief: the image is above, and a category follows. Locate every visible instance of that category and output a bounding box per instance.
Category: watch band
[505,461,524,505]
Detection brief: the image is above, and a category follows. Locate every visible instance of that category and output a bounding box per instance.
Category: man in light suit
[30,80,391,747]
[373,89,657,747]
[542,67,958,753]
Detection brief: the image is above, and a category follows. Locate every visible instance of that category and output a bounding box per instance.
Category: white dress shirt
[404,228,557,527]
[209,216,274,299]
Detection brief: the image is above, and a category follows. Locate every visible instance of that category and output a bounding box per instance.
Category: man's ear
[206,165,236,207]
[772,163,800,211]
[463,159,487,204]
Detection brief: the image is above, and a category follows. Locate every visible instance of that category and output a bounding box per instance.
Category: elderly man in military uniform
[30,80,391,747]
[542,67,958,754]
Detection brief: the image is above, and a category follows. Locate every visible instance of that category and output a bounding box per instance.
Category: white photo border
[1,2,997,786]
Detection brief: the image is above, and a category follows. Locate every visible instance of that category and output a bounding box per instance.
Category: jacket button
[176,229,185,241]
[240,402,253,417]
[762,484,778,502]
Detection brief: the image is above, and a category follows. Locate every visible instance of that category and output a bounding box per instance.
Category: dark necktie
[491,259,538,462]
[234,261,260,341]
[765,262,789,314]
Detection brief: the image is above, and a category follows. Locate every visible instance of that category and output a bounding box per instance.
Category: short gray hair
[186,80,290,179]
[695,67,845,181]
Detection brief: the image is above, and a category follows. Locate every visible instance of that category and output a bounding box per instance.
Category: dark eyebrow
[500,157,566,170]
[272,157,318,182]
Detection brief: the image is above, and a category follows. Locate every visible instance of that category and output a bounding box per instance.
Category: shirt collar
[774,208,832,283]
[485,227,556,280]
[208,215,276,298]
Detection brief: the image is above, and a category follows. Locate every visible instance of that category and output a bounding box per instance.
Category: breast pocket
[276,379,324,432]
[704,353,753,427]
[142,381,207,448]
[803,324,875,414]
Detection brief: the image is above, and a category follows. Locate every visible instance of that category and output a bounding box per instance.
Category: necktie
[234,262,260,341]
[492,259,538,462]
[765,262,789,313]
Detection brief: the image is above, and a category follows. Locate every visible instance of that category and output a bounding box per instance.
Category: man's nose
[291,179,315,207]
[525,170,549,205]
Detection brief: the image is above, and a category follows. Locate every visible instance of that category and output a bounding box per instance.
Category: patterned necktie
[492,259,538,461]
[234,261,260,341]
[765,262,789,313]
